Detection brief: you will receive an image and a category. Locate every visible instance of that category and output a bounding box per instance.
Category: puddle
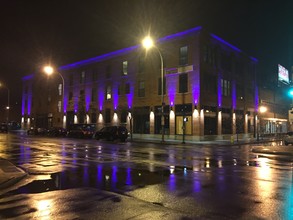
[4,165,172,196]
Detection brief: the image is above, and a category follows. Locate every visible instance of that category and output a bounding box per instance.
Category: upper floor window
[92,69,98,81]
[106,85,112,100]
[91,88,97,102]
[106,65,111,79]
[69,91,73,100]
[179,73,188,93]
[158,77,166,95]
[221,79,231,97]
[125,83,130,94]
[80,71,86,84]
[118,84,122,95]
[58,84,62,96]
[69,74,73,86]
[179,46,188,66]
[57,101,62,113]
[122,61,128,75]
[138,56,145,73]
[138,81,145,97]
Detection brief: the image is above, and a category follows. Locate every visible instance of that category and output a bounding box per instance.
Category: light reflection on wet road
[0,133,293,219]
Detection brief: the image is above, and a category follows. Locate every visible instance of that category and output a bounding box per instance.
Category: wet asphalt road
[1,133,293,219]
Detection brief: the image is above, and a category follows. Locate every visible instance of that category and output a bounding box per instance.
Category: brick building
[21,26,289,140]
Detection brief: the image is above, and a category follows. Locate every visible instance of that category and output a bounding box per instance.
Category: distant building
[21,26,290,140]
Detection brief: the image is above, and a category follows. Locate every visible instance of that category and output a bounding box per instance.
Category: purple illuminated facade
[22,27,260,139]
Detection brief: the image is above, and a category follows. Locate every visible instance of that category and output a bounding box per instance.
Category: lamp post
[43,65,65,127]
[0,82,10,123]
[142,36,165,142]
[257,106,267,141]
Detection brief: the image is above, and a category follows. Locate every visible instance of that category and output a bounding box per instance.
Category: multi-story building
[21,26,289,140]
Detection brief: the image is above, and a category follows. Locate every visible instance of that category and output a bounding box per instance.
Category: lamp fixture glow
[259,106,267,113]
[44,66,54,75]
[142,36,154,50]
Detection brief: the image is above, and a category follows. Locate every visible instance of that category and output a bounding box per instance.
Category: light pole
[142,36,165,142]
[43,65,65,127]
[0,82,10,123]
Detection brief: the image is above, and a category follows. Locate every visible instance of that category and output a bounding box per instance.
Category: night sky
[0,0,292,121]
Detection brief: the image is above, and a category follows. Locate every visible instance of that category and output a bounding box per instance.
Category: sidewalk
[0,158,27,190]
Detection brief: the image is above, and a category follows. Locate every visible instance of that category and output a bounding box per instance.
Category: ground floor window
[133,106,150,134]
[154,105,170,134]
[204,116,217,135]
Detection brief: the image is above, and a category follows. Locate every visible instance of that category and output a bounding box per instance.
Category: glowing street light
[142,36,165,142]
[259,106,268,113]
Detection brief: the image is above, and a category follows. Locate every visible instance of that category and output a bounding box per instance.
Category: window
[125,83,130,94]
[69,74,73,86]
[118,84,122,95]
[106,65,111,79]
[179,74,188,93]
[122,61,128,75]
[80,71,85,84]
[138,81,145,97]
[79,90,85,101]
[221,79,231,96]
[179,46,188,66]
[138,56,145,73]
[158,77,166,95]
[106,85,111,100]
[57,101,61,113]
[92,69,98,81]
[69,91,73,100]
[91,88,97,102]
[58,84,62,96]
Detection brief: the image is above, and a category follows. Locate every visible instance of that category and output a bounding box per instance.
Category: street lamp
[0,82,10,123]
[142,36,165,142]
[257,106,268,141]
[43,65,65,127]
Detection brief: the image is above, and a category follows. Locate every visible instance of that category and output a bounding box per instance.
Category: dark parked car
[27,127,48,135]
[95,126,128,141]
[47,127,67,137]
[67,124,96,139]
[0,123,8,133]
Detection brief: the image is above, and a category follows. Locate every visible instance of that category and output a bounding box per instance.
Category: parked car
[0,123,8,133]
[27,127,48,135]
[95,126,128,141]
[67,124,96,139]
[47,127,67,137]
[284,132,293,145]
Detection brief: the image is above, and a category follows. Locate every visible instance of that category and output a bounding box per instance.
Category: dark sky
[0,0,292,118]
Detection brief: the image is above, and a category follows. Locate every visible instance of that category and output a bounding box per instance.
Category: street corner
[251,145,293,156]
[0,158,28,190]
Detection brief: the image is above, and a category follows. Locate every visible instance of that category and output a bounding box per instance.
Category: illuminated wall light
[193,109,199,118]
[21,117,24,123]
[170,165,175,174]
[150,111,155,121]
[218,160,223,168]
[170,109,175,120]
[98,113,104,123]
[63,115,66,128]
[113,112,118,123]
[86,114,90,124]
[74,115,78,124]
